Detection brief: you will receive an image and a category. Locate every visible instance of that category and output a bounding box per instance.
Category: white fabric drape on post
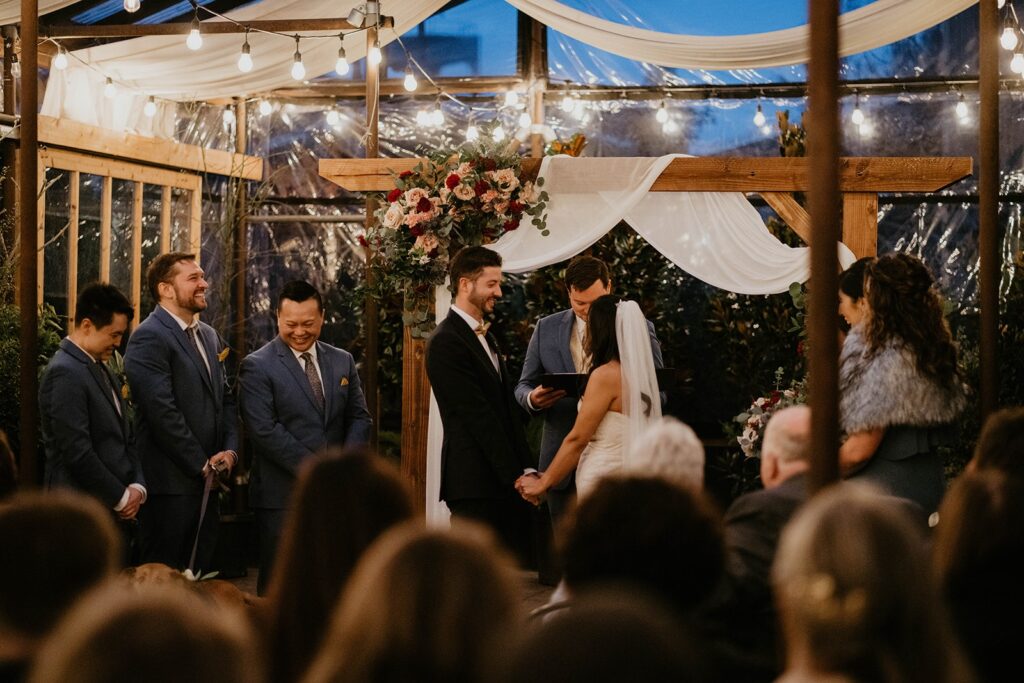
[425,156,856,519]
[506,0,976,69]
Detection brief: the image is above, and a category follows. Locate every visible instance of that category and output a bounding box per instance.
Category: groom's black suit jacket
[426,310,531,503]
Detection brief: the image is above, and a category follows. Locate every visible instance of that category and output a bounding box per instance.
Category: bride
[516,295,661,504]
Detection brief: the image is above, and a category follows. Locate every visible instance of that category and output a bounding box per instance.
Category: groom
[426,245,533,562]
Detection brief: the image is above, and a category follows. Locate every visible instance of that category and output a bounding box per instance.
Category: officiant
[515,255,664,528]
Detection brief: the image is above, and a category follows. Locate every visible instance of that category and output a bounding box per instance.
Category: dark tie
[97,363,122,416]
[301,352,325,413]
[186,324,211,378]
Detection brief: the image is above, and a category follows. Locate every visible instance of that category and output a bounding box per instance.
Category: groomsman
[239,280,372,594]
[125,252,238,573]
[426,246,534,562]
[516,255,664,525]
[40,283,145,549]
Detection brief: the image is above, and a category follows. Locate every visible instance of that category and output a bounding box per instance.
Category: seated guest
[560,476,724,619]
[772,485,971,683]
[0,493,120,682]
[304,523,519,683]
[263,448,413,683]
[966,406,1024,480]
[28,586,260,683]
[626,416,705,491]
[934,470,1024,683]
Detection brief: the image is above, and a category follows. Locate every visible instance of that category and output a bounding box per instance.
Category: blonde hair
[626,416,704,490]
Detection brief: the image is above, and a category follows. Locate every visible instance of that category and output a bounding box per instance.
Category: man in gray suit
[239,280,372,594]
[40,283,145,549]
[515,256,663,526]
[125,252,238,573]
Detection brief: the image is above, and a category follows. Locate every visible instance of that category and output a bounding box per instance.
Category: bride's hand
[516,474,546,505]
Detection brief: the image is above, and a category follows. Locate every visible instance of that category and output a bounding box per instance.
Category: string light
[655,100,668,124]
[560,92,574,112]
[10,53,20,79]
[662,119,680,135]
[858,120,873,137]
[144,96,157,117]
[237,32,253,73]
[1000,26,1019,51]
[53,46,69,70]
[998,0,1006,9]
[465,120,479,141]
[123,0,141,12]
[415,109,430,127]
[186,15,203,51]
[851,93,865,126]
[326,109,340,126]
[493,124,506,141]
[104,77,116,98]
[430,99,445,127]
[955,92,969,121]
[753,102,766,127]
[259,100,272,116]
[572,99,587,121]
[223,108,235,126]
[368,39,382,67]
[403,66,417,92]
[504,90,520,108]
[290,36,305,81]
[1013,50,1024,73]
[335,39,350,75]
[517,111,532,128]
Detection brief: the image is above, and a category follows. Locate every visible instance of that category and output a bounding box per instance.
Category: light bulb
[11,57,20,79]
[237,41,253,73]
[368,41,382,67]
[430,104,445,127]
[124,0,141,12]
[998,0,1006,8]
[493,124,506,141]
[955,95,969,119]
[662,120,680,135]
[655,101,668,124]
[186,21,202,51]
[415,110,430,127]
[573,99,587,121]
[53,47,68,71]
[259,100,272,116]
[504,90,519,108]
[291,43,305,81]
[1001,27,1019,51]
[144,96,157,117]
[1013,51,1024,74]
[335,46,350,75]
[851,105,864,126]
[403,67,417,92]
[561,93,574,112]
[518,111,532,128]
[858,121,873,137]
[326,109,340,126]
[104,77,116,98]
[465,123,479,141]
[223,108,235,126]
[753,104,766,127]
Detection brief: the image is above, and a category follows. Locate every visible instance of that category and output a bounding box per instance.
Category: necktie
[186,325,211,378]
[301,352,326,412]
[474,321,491,336]
[97,363,122,416]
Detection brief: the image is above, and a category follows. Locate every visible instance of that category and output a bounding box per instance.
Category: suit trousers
[139,493,220,573]
[255,508,287,596]
[448,497,533,567]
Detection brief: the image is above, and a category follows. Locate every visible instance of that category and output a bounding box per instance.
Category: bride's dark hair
[584,294,622,373]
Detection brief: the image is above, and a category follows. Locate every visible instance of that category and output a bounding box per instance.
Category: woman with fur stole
[838,253,967,517]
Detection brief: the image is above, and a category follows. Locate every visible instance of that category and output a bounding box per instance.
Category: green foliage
[0,303,62,454]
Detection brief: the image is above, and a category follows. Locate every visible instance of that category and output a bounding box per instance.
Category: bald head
[760,406,811,488]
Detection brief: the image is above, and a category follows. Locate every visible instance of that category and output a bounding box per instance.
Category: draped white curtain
[0,0,77,25]
[425,156,856,521]
[506,0,977,69]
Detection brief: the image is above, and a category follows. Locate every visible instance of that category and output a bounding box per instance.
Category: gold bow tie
[474,322,491,336]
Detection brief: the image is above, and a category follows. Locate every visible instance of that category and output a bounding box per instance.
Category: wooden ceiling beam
[42,15,393,39]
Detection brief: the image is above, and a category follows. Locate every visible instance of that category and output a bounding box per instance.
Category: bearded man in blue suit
[239,280,372,594]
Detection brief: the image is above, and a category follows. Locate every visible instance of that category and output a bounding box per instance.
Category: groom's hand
[529,385,567,410]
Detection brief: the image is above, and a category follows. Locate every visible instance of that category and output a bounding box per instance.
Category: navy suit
[239,336,371,593]
[124,306,238,572]
[515,308,663,523]
[40,338,143,508]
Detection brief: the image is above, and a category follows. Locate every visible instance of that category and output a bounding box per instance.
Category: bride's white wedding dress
[575,403,627,500]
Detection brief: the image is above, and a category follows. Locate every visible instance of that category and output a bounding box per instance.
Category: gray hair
[627,417,704,490]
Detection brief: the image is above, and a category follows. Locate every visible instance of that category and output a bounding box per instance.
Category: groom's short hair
[565,255,610,292]
[449,246,502,290]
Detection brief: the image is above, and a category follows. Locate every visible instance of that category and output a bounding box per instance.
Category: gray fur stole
[839,324,967,434]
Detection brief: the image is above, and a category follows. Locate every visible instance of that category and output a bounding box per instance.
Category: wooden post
[806,0,842,491]
[364,22,381,450]
[99,176,112,280]
[160,186,171,252]
[841,193,879,258]
[526,14,546,158]
[66,171,79,331]
[232,97,248,356]
[18,0,39,486]
[401,326,430,514]
[131,181,143,325]
[979,0,1000,420]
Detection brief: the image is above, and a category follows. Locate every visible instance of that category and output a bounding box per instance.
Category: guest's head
[584,294,622,370]
[276,280,325,354]
[0,430,16,500]
[503,589,710,683]
[564,255,611,322]
[146,252,207,316]
[29,586,261,683]
[561,476,724,616]
[968,406,1024,479]
[449,246,502,318]
[267,448,414,683]
[626,416,704,490]
[71,283,134,362]
[864,253,959,389]
[0,493,119,659]
[773,484,968,683]
[760,406,811,488]
[838,256,873,327]
[304,522,520,683]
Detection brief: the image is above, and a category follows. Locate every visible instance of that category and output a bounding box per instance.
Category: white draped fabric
[425,156,856,519]
[0,0,77,25]
[506,0,976,69]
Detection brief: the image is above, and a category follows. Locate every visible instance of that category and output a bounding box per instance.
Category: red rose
[399,170,413,179]
[508,200,524,214]
[483,158,497,171]
[416,196,433,213]
[386,188,402,203]
[357,234,368,247]
[445,173,461,189]
[409,224,424,237]
[503,218,520,231]
[796,340,805,356]
[474,180,489,197]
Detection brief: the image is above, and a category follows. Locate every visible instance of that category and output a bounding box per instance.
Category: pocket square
[340,377,349,387]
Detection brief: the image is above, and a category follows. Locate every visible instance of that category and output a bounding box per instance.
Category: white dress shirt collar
[161,305,195,331]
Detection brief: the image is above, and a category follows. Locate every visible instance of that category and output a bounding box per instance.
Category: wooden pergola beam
[41,17,393,39]
[320,156,972,194]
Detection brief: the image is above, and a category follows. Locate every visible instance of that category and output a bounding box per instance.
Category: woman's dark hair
[839,257,874,300]
[584,294,622,373]
[864,253,960,388]
[264,447,414,683]
[970,407,1024,479]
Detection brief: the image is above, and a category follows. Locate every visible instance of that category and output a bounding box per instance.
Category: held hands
[118,487,144,520]
[529,385,567,411]
[202,451,237,490]
[515,472,547,506]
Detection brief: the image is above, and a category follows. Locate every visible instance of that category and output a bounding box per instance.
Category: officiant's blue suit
[515,308,663,523]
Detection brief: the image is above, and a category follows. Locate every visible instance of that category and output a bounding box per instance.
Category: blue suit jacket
[514,308,664,490]
[40,338,143,508]
[239,337,372,509]
[124,306,238,496]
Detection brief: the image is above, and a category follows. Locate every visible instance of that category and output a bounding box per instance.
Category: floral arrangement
[734,367,807,458]
[367,137,549,337]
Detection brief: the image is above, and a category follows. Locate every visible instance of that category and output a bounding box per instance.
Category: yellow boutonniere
[340,377,349,387]
[217,348,230,363]
[121,384,130,399]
